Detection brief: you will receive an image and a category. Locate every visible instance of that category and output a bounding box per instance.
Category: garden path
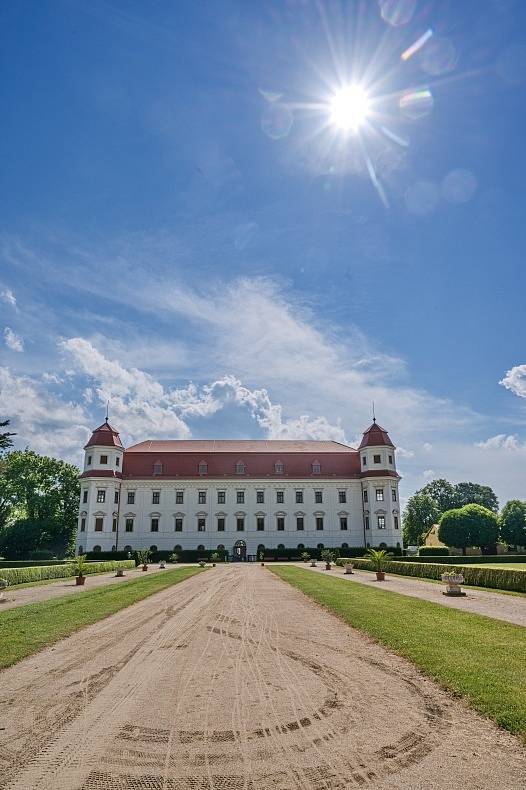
[1,564,525,790]
[300,563,526,627]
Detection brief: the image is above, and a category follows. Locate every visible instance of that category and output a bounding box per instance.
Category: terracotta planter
[75,575,86,586]
[376,571,385,581]
[325,562,331,570]
[142,564,148,572]
[261,562,265,566]
[212,563,216,567]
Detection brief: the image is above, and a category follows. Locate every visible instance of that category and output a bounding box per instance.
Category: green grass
[271,565,526,742]
[0,566,204,670]
[3,567,145,591]
[469,562,526,570]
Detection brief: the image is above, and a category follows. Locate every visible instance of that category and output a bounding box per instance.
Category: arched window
[396,542,401,549]
[174,544,182,552]
[311,460,321,474]
[297,543,305,550]
[150,545,158,552]
[153,461,163,475]
[92,545,102,553]
[78,545,83,555]
[124,544,132,553]
[317,543,324,550]
[197,544,205,552]
[111,545,116,552]
[342,542,349,550]
[274,460,284,474]
[277,543,285,550]
[379,541,387,549]
[198,460,208,475]
[235,460,246,475]
[217,544,225,551]
[257,544,265,552]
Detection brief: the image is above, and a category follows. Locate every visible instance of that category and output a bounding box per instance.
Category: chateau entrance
[233,539,247,562]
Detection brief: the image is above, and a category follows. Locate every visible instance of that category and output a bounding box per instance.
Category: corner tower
[359,419,401,550]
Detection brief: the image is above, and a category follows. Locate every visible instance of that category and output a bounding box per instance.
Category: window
[296,516,304,531]
[80,518,86,532]
[114,491,119,504]
[151,518,159,532]
[174,544,182,553]
[314,490,323,504]
[100,455,108,464]
[198,517,206,532]
[235,461,246,475]
[277,516,285,531]
[388,455,393,464]
[217,517,225,531]
[95,517,103,532]
[365,516,370,530]
[150,545,158,552]
[276,490,284,504]
[394,515,399,530]
[256,490,264,504]
[338,491,347,504]
[297,543,305,550]
[125,518,134,532]
[378,515,386,529]
[175,518,183,532]
[392,488,397,502]
[198,491,206,504]
[124,545,133,553]
[153,461,163,475]
[92,545,101,553]
[97,490,106,503]
[257,517,265,531]
[363,490,368,503]
[152,491,160,505]
[317,543,324,550]
[78,545,84,554]
[362,455,367,466]
[374,454,381,464]
[340,517,348,530]
[87,455,92,466]
[316,516,324,531]
[127,492,135,505]
[217,491,226,504]
[116,456,120,467]
[197,544,205,552]
[274,461,284,474]
[198,461,208,476]
[236,517,245,531]
[376,489,384,502]
[295,491,303,504]
[236,491,245,504]
[82,490,88,503]
[112,518,117,532]
[311,461,321,474]
[176,491,184,504]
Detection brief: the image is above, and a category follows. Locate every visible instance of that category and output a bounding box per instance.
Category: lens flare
[329,85,370,132]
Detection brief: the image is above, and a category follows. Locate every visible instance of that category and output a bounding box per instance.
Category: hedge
[417,547,450,557]
[335,558,526,593]
[0,560,67,568]
[398,554,526,565]
[0,560,135,586]
[84,546,398,563]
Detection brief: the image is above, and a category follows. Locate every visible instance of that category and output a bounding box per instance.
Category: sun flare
[329,85,370,132]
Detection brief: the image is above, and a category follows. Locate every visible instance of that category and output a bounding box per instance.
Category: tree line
[403,478,526,554]
[0,420,80,559]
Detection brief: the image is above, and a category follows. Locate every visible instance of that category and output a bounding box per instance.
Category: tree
[499,500,526,548]
[402,492,440,546]
[438,504,498,555]
[454,482,498,513]
[419,479,458,513]
[0,419,15,453]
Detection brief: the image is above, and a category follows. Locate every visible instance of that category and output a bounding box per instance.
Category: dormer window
[235,461,246,475]
[274,461,284,474]
[311,461,321,474]
[374,454,381,464]
[100,454,108,465]
[153,461,163,475]
[198,461,208,476]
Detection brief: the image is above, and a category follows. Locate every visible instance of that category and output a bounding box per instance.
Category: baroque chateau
[77,420,401,559]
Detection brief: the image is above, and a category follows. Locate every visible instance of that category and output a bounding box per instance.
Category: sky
[1,0,526,508]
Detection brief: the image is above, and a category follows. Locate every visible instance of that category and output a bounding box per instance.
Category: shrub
[0,560,135,586]
[418,547,450,556]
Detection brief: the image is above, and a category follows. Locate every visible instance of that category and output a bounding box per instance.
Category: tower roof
[84,420,123,449]
[358,420,395,449]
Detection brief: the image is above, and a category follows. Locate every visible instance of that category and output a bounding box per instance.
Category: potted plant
[69,554,89,585]
[115,566,125,577]
[159,559,166,569]
[441,571,466,596]
[169,552,179,564]
[365,548,392,581]
[210,552,220,567]
[300,551,311,563]
[198,559,207,568]
[136,549,151,571]
[321,549,335,570]
[0,578,9,602]
[343,562,354,574]
[310,559,317,567]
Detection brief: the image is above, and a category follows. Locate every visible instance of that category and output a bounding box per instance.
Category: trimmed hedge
[0,560,135,586]
[417,547,450,557]
[0,560,67,568]
[399,554,526,565]
[335,558,526,592]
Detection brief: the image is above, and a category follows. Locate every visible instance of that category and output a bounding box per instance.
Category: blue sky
[1,0,526,506]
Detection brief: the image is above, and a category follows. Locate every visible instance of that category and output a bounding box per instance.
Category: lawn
[0,566,204,670]
[470,563,526,570]
[271,565,526,742]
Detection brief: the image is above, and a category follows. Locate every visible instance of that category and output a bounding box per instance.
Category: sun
[329,85,370,132]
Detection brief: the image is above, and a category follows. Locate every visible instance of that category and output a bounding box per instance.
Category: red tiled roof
[126,439,356,453]
[84,421,124,450]
[358,422,395,449]
[80,470,123,479]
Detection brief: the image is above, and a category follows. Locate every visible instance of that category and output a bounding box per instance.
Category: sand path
[300,563,526,626]
[0,564,524,789]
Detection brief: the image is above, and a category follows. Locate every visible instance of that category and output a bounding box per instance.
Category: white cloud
[476,434,521,451]
[4,327,24,352]
[1,288,16,308]
[396,446,414,459]
[500,364,526,399]
[422,469,436,481]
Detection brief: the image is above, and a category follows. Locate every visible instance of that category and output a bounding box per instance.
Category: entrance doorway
[233,539,247,561]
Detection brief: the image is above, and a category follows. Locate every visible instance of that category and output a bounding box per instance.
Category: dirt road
[1,565,524,789]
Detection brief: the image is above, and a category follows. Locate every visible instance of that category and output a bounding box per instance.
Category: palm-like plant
[136,548,151,567]
[321,549,336,563]
[69,554,89,577]
[169,552,179,563]
[300,551,311,562]
[365,548,392,572]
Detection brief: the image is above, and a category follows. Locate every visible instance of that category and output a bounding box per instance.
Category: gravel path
[0,566,172,611]
[299,564,526,627]
[1,564,524,789]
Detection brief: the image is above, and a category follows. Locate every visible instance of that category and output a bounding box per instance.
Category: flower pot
[115,568,125,577]
[344,564,354,574]
[76,575,86,586]
[376,571,385,581]
[325,562,331,570]
[159,561,166,569]
[441,573,466,596]
[261,562,265,566]
[310,561,317,567]
[213,562,216,567]
[142,564,148,572]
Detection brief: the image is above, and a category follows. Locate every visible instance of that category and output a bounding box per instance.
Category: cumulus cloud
[476,434,521,451]
[500,364,526,399]
[1,288,16,307]
[4,327,24,352]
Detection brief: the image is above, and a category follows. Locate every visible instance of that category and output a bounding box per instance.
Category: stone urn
[310,560,317,567]
[343,563,354,575]
[159,560,166,569]
[442,572,466,596]
[115,568,125,577]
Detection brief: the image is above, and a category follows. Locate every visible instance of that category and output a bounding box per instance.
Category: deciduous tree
[499,500,526,548]
[402,492,440,546]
